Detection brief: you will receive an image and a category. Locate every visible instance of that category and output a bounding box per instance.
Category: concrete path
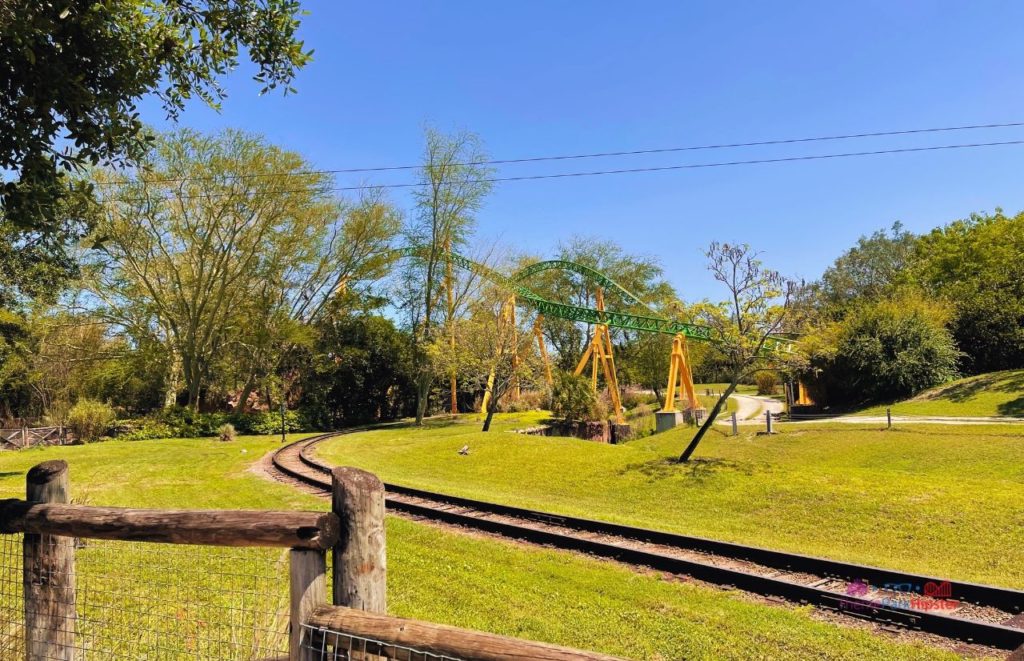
[792,414,1024,425]
[717,394,785,425]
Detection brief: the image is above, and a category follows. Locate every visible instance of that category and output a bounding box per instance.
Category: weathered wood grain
[24,460,76,660]
[290,549,327,661]
[331,467,386,612]
[307,605,626,661]
[0,500,339,550]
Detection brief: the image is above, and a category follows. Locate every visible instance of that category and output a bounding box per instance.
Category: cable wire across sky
[96,138,1024,202]
[91,120,1024,188]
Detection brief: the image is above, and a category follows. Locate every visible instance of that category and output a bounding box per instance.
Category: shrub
[113,418,176,441]
[621,389,658,410]
[218,423,236,442]
[811,294,961,404]
[500,389,547,413]
[246,409,307,435]
[754,372,779,396]
[551,372,598,421]
[67,399,115,443]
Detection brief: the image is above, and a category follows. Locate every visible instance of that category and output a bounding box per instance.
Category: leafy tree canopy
[0,0,311,298]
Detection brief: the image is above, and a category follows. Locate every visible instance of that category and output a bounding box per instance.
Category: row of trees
[801,213,1024,406]
[0,125,699,430]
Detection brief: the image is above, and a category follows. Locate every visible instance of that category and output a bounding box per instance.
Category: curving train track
[269,430,1024,653]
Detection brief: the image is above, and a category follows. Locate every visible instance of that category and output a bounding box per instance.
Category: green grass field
[0,431,973,659]
[856,370,1024,418]
[316,415,1024,590]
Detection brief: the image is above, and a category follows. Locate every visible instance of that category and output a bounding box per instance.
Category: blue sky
[140,1,1024,300]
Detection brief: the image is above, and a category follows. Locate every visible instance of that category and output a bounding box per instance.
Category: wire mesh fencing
[301,623,463,661]
[0,532,293,659]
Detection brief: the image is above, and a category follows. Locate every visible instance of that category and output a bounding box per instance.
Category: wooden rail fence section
[5,459,625,661]
[0,426,67,450]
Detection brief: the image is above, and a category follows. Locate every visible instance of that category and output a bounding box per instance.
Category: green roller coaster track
[395,246,794,352]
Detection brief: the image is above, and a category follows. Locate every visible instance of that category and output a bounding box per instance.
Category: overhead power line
[95,138,1024,202]
[92,120,1024,187]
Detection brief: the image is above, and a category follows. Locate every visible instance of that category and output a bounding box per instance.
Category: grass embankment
[0,431,966,659]
[316,415,1024,590]
[857,370,1024,417]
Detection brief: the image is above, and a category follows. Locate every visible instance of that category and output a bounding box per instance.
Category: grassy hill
[316,414,1024,590]
[0,429,959,660]
[857,369,1024,417]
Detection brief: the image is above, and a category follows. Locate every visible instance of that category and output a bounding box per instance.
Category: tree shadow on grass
[923,370,1024,404]
[618,457,758,482]
[997,396,1024,416]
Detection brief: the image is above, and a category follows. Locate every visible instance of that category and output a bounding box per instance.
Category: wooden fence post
[331,467,386,613]
[24,460,76,661]
[289,549,326,661]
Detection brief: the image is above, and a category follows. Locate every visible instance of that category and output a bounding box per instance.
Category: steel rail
[270,432,1024,651]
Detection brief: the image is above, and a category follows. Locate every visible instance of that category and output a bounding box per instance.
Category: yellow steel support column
[509,298,521,401]
[571,289,624,423]
[661,334,697,413]
[480,295,517,415]
[534,316,553,387]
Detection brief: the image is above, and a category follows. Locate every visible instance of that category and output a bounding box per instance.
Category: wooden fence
[0,426,68,450]
[0,460,622,661]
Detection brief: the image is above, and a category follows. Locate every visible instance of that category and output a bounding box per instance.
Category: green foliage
[816,222,917,315]
[0,0,310,269]
[810,295,960,404]
[67,398,115,442]
[299,314,415,429]
[115,407,309,440]
[113,418,176,442]
[754,371,779,395]
[914,210,1024,373]
[217,423,236,443]
[88,129,399,410]
[550,372,598,421]
[523,237,677,371]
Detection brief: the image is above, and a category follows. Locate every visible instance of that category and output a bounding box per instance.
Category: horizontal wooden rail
[306,605,625,661]
[0,499,339,550]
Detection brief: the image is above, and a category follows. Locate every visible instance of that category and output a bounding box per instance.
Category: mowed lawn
[316,414,1024,589]
[0,433,969,660]
[857,369,1024,418]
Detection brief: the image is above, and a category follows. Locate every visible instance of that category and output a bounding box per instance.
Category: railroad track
[271,431,1024,652]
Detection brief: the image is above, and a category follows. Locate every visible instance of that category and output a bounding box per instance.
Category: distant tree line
[801,213,1024,406]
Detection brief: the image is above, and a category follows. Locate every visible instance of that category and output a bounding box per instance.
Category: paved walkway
[719,395,1023,426]
[719,394,785,425]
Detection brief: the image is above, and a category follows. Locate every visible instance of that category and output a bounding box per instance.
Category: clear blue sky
[140,1,1024,300]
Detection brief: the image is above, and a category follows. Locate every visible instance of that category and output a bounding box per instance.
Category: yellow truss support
[534,315,553,387]
[661,334,698,413]
[572,289,624,424]
[796,380,814,405]
[480,295,519,416]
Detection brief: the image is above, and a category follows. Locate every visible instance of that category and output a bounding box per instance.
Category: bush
[245,409,307,435]
[754,372,779,396]
[113,406,313,440]
[67,399,115,443]
[113,418,176,441]
[812,295,961,404]
[621,389,657,410]
[218,423,236,442]
[499,389,547,413]
[551,372,598,421]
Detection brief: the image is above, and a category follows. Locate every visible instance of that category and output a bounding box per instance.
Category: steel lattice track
[270,431,1024,651]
